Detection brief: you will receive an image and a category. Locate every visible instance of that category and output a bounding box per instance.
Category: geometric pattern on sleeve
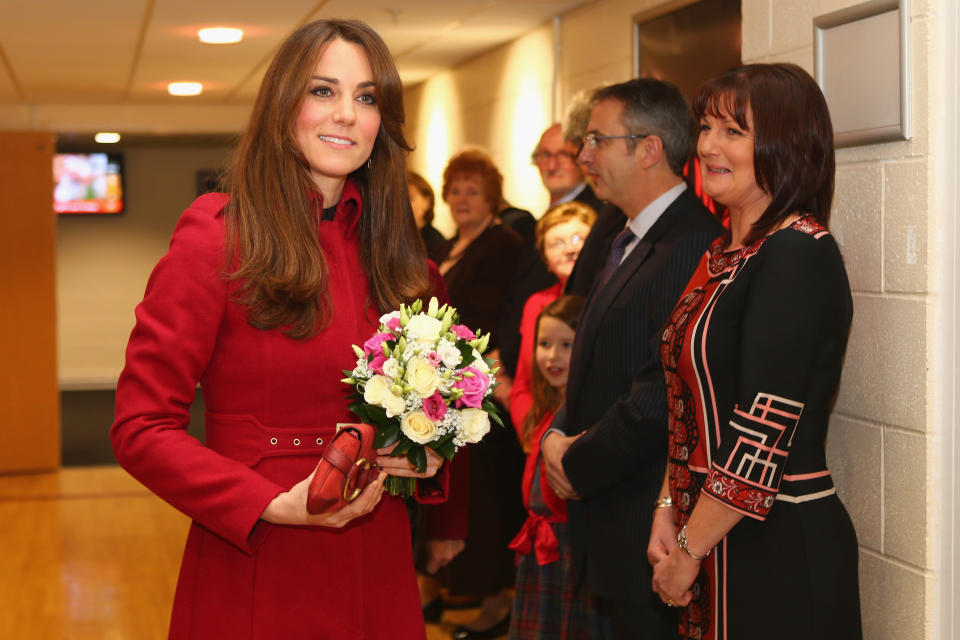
[703,393,804,519]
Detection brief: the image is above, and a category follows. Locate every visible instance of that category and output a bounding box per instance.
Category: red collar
[307,178,363,238]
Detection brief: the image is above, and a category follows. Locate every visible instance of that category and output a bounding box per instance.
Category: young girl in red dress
[508,295,609,639]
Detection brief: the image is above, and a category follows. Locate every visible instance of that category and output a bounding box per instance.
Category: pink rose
[384,316,402,332]
[423,391,447,422]
[368,351,387,375]
[363,332,393,357]
[426,351,442,366]
[453,366,489,408]
[450,324,476,340]
[363,332,394,375]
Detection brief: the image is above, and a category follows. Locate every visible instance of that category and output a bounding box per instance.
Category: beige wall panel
[827,415,882,551]
[741,0,772,62]
[859,552,927,640]
[832,164,884,293]
[835,295,926,431]
[770,0,819,54]
[559,0,634,79]
[753,45,814,72]
[883,429,928,567]
[563,62,632,106]
[883,160,929,293]
[0,131,59,472]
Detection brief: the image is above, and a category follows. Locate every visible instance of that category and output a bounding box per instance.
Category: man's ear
[636,134,664,170]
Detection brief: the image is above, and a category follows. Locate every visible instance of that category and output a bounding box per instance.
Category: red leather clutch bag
[306,423,379,514]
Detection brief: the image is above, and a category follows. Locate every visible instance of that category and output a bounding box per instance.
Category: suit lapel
[565,190,693,412]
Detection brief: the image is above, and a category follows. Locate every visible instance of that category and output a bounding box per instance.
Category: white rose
[364,374,406,417]
[379,310,401,325]
[471,349,489,373]
[458,408,490,444]
[401,410,439,444]
[405,356,441,398]
[382,357,400,379]
[382,392,406,417]
[405,313,443,342]
[437,340,462,368]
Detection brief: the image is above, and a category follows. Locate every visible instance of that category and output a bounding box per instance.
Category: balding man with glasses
[541,78,723,639]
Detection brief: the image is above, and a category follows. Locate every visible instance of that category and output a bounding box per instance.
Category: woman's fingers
[312,470,386,528]
[376,445,443,478]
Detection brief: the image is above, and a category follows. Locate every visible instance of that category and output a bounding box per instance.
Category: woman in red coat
[111,19,449,640]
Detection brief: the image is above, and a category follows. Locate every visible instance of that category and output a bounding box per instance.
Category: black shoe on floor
[451,614,511,640]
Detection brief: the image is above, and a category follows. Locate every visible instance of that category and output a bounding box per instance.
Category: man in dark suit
[542,78,723,639]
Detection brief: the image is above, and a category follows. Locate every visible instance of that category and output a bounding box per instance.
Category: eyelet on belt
[316,437,323,445]
[293,438,301,446]
[269,437,278,445]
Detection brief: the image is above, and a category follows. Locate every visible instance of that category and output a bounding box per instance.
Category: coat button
[270,437,278,445]
[316,438,323,445]
[293,438,301,446]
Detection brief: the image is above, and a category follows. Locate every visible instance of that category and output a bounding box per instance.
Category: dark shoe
[451,614,511,640]
[422,597,444,623]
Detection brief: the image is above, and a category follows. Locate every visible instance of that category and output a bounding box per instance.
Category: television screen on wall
[53,152,124,214]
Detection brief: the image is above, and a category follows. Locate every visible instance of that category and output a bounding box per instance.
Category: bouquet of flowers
[342,297,503,496]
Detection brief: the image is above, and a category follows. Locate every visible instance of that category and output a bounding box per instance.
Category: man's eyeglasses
[531,150,578,165]
[581,132,651,149]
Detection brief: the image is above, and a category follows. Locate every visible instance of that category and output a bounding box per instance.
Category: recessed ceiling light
[94,132,121,144]
[198,27,243,44]
[168,82,203,96]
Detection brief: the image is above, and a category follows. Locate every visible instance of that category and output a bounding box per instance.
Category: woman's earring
[367,157,372,170]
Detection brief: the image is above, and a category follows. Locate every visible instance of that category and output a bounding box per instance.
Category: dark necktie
[595,226,636,292]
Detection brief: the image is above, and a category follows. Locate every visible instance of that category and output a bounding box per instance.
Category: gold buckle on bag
[343,458,373,501]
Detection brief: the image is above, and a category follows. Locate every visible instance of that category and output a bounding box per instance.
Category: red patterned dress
[660,217,862,640]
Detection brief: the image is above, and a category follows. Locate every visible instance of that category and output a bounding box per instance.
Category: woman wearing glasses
[508,201,596,434]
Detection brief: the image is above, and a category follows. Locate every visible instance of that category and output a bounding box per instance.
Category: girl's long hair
[225,19,428,339]
[523,295,586,448]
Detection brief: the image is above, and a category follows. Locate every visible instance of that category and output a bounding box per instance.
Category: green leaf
[374,423,400,448]
[434,439,456,459]
[407,446,427,473]
[481,400,504,428]
[457,342,476,367]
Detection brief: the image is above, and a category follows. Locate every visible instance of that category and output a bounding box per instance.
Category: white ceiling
[0,0,588,108]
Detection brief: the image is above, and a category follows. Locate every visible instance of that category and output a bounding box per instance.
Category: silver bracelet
[677,524,710,560]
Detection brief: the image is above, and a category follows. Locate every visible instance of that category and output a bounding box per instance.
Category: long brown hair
[693,63,835,245]
[523,295,586,447]
[226,19,428,339]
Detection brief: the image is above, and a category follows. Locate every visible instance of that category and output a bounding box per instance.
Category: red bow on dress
[508,513,561,565]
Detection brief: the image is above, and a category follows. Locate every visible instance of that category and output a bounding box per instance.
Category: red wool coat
[112,181,448,639]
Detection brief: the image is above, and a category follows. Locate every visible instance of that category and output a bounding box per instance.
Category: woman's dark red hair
[693,63,835,244]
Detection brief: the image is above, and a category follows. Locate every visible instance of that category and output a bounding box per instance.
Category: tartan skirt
[509,465,610,640]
